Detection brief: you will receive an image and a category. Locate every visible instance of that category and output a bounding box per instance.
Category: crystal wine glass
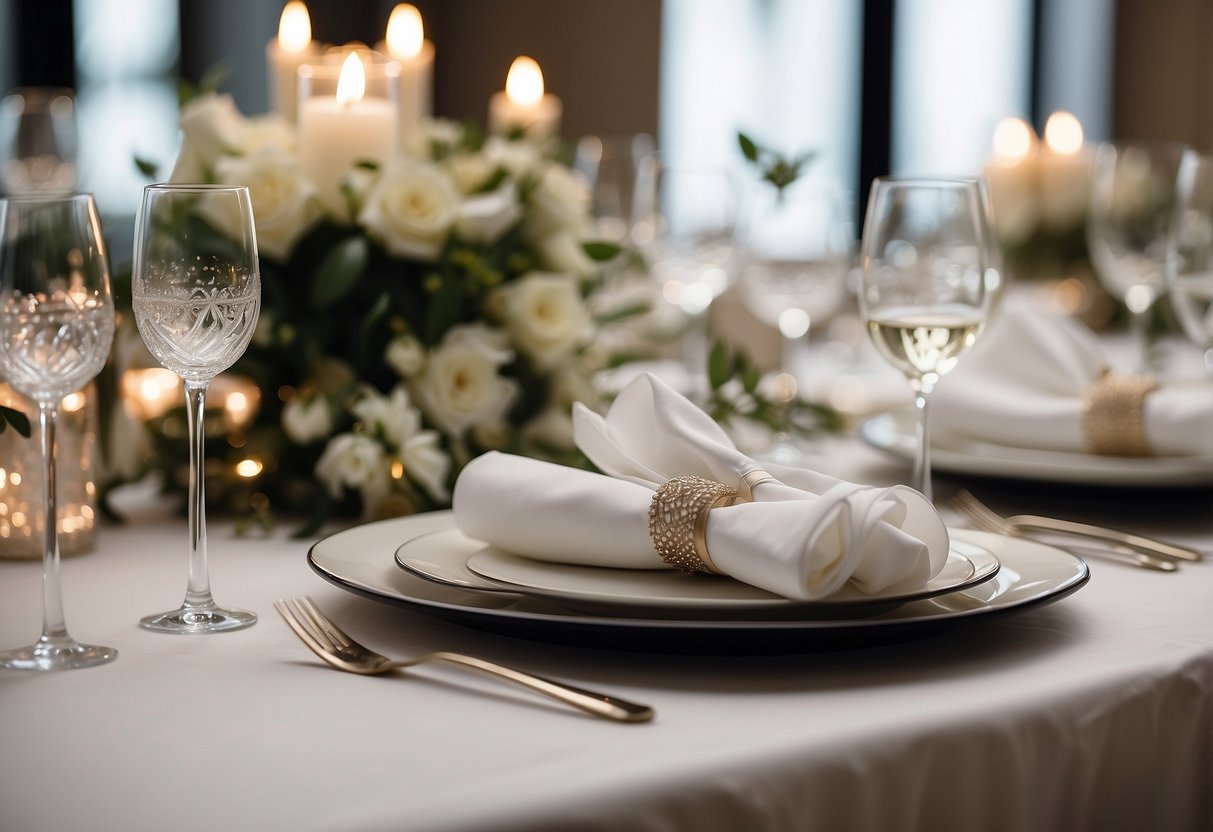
[859,178,992,502]
[0,88,78,195]
[1088,142,1189,372]
[632,153,739,398]
[1171,152,1213,376]
[0,193,116,670]
[132,184,260,633]
[740,184,852,462]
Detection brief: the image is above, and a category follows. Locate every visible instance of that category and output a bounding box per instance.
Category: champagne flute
[0,194,116,670]
[1171,152,1213,376]
[132,184,260,633]
[859,178,992,502]
[632,153,739,398]
[1088,142,1189,372]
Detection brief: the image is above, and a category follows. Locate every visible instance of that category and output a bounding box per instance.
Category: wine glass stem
[1129,307,1150,374]
[912,388,933,503]
[682,311,710,402]
[37,401,71,645]
[183,382,216,610]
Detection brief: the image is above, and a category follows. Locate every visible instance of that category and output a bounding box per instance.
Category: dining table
[1,428,1211,832]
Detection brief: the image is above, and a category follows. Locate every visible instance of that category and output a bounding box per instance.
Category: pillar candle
[265,1,317,123]
[379,4,435,146]
[488,56,562,140]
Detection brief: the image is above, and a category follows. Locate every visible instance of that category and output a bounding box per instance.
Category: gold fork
[950,491,1182,572]
[275,597,654,723]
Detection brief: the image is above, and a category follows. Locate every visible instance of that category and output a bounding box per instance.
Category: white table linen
[1,440,1210,832]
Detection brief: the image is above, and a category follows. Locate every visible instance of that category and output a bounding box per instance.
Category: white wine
[0,294,115,403]
[866,304,983,383]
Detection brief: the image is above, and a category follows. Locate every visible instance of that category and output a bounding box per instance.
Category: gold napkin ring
[737,469,776,502]
[648,476,739,575]
[1082,368,1158,457]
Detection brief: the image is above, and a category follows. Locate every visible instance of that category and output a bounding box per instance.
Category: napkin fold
[933,300,1213,456]
[454,374,949,601]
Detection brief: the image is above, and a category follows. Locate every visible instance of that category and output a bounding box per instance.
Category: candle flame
[386,4,424,59]
[1044,111,1084,155]
[505,56,544,107]
[336,52,366,105]
[235,458,264,478]
[277,1,312,53]
[991,117,1034,165]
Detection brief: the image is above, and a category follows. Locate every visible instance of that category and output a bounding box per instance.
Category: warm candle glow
[386,4,424,59]
[277,1,312,53]
[336,52,367,105]
[991,117,1035,165]
[235,458,264,478]
[505,56,545,107]
[61,392,86,413]
[123,367,182,420]
[1044,111,1084,155]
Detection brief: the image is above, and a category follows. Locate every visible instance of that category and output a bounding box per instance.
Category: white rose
[351,386,422,448]
[282,395,333,444]
[500,272,593,370]
[315,433,390,504]
[470,420,511,450]
[526,162,591,240]
[178,93,245,169]
[386,335,426,377]
[237,115,296,156]
[209,151,321,260]
[168,143,208,184]
[456,182,523,244]
[483,136,541,179]
[521,406,576,450]
[444,152,496,194]
[400,431,451,502]
[358,161,460,261]
[402,117,466,160]
[534,230,598,278]
[412,324,519,436]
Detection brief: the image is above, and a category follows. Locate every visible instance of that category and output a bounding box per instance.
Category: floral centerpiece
[117,91,652,533]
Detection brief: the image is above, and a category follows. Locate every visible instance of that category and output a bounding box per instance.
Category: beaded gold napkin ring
[648,470,776,574]
[1082,368,1158,456]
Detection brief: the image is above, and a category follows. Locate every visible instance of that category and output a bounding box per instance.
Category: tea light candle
[298,52,398,219]
[265,1,318,123]
[488,56,562,140]
[982,116,1039,245]
[1037,111,1093,230]
[379,4,434,144]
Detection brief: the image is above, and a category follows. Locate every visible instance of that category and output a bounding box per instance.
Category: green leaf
[309,236,368,307]
[199,63,230,95]
[177,79,198,107]
[582,241,623,262]
[0,405,31,438]
[707,341,731,390]
[593,300,652,325]
[738,132,759,162]
[424,274,466,345]
[355,291,391,365]
[353,159,380,171]
[134,157,159,179]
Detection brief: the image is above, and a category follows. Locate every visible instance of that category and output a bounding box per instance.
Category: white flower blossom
[412,324,518,436]
[386,335,426,378]
[534,230,598,278]
[456,182,523,244]
[500,272,593,370]
[207,151,321,260]
[358,160,460,261]
[444,152,496,194]
[177,93,245,171]
[526,162,591,240]
[521,406,576,450]
[282,395,333,444]
[400,431,451,502]
[316,433,390,505]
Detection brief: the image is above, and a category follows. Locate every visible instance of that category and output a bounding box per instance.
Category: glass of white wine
[859,178,992,501]
[0,194,116,670]
[132,184,260,633]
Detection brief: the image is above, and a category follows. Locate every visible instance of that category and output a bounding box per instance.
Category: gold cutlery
[951,491,1194,572]
[275,596,654,723]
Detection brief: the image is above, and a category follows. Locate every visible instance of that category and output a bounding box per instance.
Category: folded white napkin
[933,300,1213,456]
[453,374,948,601]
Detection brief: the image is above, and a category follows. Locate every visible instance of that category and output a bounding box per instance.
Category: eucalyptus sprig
[737,132,816,196]
[706,341,843,438]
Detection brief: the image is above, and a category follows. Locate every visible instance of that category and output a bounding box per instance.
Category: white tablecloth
[1,439,1211,832]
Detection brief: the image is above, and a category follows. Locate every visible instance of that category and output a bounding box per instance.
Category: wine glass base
[140,606,256,634]
[0,640,118,671]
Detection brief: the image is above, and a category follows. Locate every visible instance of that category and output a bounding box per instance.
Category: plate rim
[307,512,1090,636]
[858,411,1213,485]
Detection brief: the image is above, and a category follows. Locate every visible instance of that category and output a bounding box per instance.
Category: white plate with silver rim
[307,512,1090,653]
[395,526,1000,615]
[859,410,1213,486]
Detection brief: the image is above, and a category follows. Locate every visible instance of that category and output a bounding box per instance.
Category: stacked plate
[309,511,1090,654]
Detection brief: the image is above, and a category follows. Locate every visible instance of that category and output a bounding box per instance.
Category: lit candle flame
[991,117,1035,165]
[1044,111,1084,155]
[386,4,424,59]
[336,52,366,105]
[277,1,312,53]
[505,56,544,107]
[235,458,264,478]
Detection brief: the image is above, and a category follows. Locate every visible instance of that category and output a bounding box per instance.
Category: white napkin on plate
[933,300,1213,456]
[453,374,949,601]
